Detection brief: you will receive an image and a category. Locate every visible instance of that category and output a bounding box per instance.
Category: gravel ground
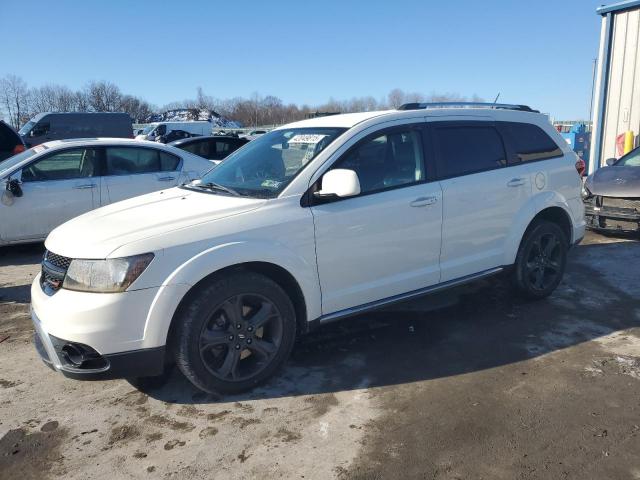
[1,231,639,480]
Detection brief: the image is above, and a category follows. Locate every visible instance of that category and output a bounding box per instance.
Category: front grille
[600,197,640,211]
[44,251,72,270]
[40,250,72,295]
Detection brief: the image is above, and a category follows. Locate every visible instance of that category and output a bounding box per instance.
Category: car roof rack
[397,102,539,113]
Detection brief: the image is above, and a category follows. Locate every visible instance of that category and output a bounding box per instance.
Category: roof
[41,137,167,149]
[597,0,640,15]
[281,111,394,129]
[278,105,545,130]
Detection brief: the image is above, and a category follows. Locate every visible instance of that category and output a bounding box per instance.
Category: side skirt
[314,267,504,326]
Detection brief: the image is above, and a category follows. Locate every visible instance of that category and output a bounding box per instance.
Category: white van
[136,121,212,142]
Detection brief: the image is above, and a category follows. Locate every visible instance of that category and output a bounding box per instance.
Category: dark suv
[170,135,248,162]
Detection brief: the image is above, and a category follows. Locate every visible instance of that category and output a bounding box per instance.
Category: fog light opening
[61,344,87,367]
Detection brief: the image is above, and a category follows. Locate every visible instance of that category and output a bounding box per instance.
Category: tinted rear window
[434,125,506,178]
[499,122,563,163]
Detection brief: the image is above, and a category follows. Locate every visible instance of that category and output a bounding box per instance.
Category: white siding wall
[601,9,640,164]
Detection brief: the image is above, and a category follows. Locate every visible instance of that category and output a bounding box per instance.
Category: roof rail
[397,102,539,113]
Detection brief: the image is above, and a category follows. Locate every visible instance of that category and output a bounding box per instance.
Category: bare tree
[0,74,31,129]
[387,88,406,109]
[30,84,77,113]
[86,81,122,112]
[74,90,90,112]
[119,95,154,123]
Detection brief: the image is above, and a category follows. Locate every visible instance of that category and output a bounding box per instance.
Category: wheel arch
[140,240,321,352]
[525,206,573,245]
[504,195,575,267]
[166,261,309,352]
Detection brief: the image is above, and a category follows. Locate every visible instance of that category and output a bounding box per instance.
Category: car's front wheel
[513,220,568,300]
[173,271,296,394]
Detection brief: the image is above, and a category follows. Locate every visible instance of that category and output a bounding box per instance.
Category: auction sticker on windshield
[287,134,328,145]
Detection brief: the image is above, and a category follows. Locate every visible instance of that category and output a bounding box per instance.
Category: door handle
[410,196,438,207]
[507,178,526,187]
[73,183,96,189]
[158,176,176,182]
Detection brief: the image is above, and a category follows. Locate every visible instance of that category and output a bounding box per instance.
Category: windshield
[190,127,346,198]
[0,146,45,177]
[141,125,156,135]
[18,120,35,136]
[615,148,640,167]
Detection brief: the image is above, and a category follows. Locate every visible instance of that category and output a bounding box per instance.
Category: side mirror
[315,169,361,198]
[605,157,616,166]
[6,178,23,198]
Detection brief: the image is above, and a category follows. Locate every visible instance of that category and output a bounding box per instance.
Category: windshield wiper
[193,182,243,196]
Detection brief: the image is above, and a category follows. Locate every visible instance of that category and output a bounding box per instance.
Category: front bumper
[32,317,165,380]
[30,273,167,380]
[584,204,640,233]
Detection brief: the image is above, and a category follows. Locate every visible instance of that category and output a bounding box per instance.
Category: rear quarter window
[499,122,563,164]
[433,125,507,178]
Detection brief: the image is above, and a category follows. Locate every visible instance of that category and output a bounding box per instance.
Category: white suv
[30,103,586,394]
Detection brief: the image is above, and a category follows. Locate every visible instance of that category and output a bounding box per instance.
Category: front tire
[513,220,568,300]
[173,271,296,394]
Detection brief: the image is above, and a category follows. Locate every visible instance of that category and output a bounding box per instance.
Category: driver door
[2,147,100,242]
[310,124,443,315]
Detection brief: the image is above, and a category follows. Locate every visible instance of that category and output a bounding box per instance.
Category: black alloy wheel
[523,232,563,292]
[199,294,284,381]
[514,220,568,300]
[173,272,296,394]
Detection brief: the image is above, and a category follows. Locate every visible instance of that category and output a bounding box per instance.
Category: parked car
[156,129,193,144]
[583,145,640,233]
[136,121,211,142]
[0,138,213,245]
[19,112,133,147]
[170,135,248,162]
[30,103,585,394]
[240,129,268,141]
[0,120,26,161]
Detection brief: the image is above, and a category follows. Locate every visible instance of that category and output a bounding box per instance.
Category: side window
[499,122,563,163]
[213,140,232,159]
[21,148,98,182]
[331,128,425,194]
[31,122,50,137]
[160,151,180,171]
[433,125,506,178]
[181,141,211,159]
[105,147,160,175]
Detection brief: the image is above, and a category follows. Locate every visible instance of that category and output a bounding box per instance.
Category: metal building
[590,0,640,173]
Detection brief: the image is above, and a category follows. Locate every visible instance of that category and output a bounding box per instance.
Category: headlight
[63,253,154,293]
[581,182,592,199]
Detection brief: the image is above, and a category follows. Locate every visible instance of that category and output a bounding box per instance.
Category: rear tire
[513,220,568,300]
[173,271,296,395]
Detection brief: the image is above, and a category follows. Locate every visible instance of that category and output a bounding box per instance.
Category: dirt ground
[1,231,639,480]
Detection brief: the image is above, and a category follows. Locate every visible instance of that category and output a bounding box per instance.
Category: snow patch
[146,108,241,128]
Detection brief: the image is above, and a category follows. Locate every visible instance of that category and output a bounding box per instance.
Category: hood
[45,187,265,258]
[585,166,640,197]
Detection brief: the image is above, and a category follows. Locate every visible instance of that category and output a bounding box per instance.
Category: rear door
[1,147,100,241]
[100,146,182,205]
[430,119,533,281]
